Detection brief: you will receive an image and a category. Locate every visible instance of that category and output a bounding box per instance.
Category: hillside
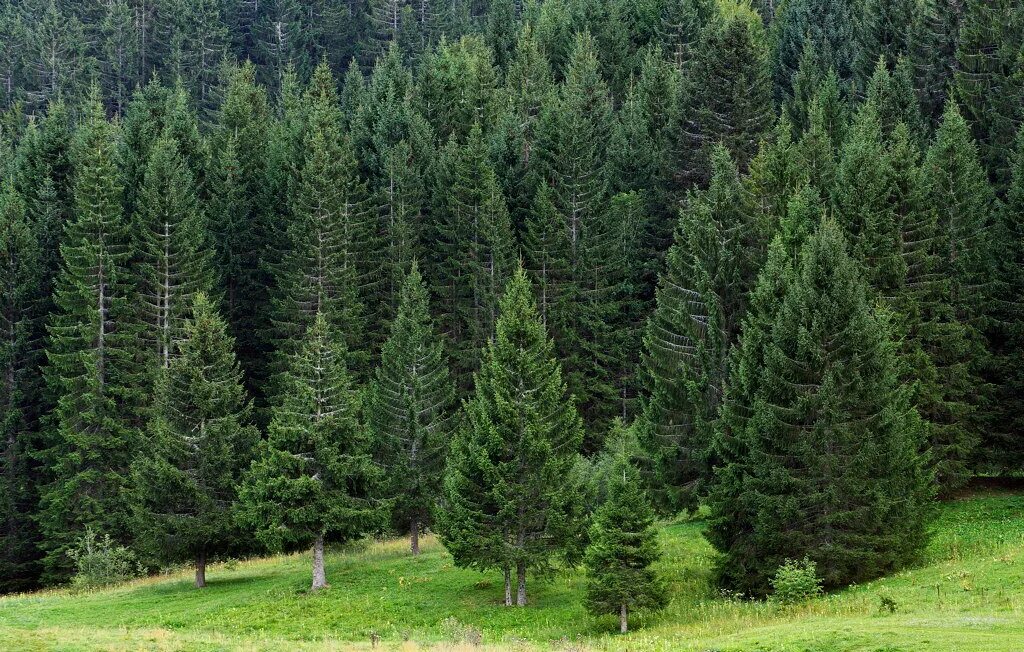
[2,489,1022,652]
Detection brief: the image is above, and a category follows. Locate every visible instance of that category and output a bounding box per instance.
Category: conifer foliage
[366,263,455,554]
[239,314,377,591]
[131,294,257,588]
[584,456,667,633]
[440,268,584,607]
[708,220,931,597]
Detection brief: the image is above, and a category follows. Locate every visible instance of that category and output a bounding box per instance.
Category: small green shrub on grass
[68,528,143,589]
[770,557,823,604]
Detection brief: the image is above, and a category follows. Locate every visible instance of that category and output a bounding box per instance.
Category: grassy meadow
[2,488,1023,651]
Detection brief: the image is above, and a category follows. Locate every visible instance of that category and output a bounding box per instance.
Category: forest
[0,0,1022,642]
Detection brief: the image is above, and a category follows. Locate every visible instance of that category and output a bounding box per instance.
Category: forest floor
[2,487,1023,651]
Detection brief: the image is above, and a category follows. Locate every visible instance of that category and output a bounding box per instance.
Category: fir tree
[431,124,515,390]
[366,263,455,554]
[918,102,997,490]
[708,219,932,597]
[131,294,257,588]
[134,132,216,372]
[38,95,143,582]
[0,184,44,592]
[439,268,585,607]
[640,146,762,513]
[238,314,377,591]
[584,456,667,633]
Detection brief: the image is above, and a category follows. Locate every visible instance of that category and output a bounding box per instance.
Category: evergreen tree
[919,102,997,490]
[209,63,274,404]
[131,294,257,587]
[238,314,377,591]
[584,456,667,633]
[853,0,914,89]
[0,184,44,592]
[38,95,143,582]
[431,124,515,389]
[134,133,216,372]
[439,268,585,607]
[366,263,455,554]
[771,0,855,105]
[640,146,762,513]
[270,73,371,378]
[907,0,959,124]
[984,126,1024,468]
[953,0,1024,190]
[673,8,772,187]
[707,219,932,597]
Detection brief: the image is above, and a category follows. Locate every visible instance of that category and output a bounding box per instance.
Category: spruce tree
[38,95,143,582]
[918,102,997,490]
[673,8,772,187]
[707,220,932,597]
[239,314,377,591]
[640,146,762,513]
[953,0,1024,189]
[131,294,257,588]
[366,263,455,555]
[584,456,667,633]
[209,63,274,404]
[439,268,585,607]
[0,184,44,592]
[431,124,515,390]
[134,132,216,372]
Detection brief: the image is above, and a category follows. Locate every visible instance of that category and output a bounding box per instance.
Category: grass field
[2,489,1023,651]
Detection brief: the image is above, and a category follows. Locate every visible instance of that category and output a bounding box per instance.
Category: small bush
[770,557,823,604]
[878,591,898,613]
[439,616,482,646]
[68,528,143,589]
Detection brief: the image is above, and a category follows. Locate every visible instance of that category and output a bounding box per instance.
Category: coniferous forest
[0,0,1023,639]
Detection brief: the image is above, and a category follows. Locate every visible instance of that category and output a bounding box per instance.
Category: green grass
[3,490,1024,651]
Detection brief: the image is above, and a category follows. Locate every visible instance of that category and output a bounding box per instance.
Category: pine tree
[584,456,667,633]
[238,314,377,591]
[439,268,585,607]
[366,263,455,554]
[853,0,913,89]
[134,132,216,372]
[707,219,932,597]
[417,35,500,142]
[131,294,257,588]
[0,183,45,592]
[907,0,958,124]
[640,146,762,513]
[771,0,855,105]
[658,0,715,69]
[38,95,143,582]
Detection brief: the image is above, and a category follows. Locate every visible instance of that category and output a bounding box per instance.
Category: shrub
[878,590,899,613]
[769,557,823,603]
[68,528,143,589]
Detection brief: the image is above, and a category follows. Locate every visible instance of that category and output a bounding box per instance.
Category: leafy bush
[769,557,823,603]
[878,590,898,613]
[68,528,143,589]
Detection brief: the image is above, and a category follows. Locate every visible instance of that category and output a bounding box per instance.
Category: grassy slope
[2,491,1023,651]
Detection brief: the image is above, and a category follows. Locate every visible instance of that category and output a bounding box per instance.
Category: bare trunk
[620,604,627,633]
[410,517,420,556]
[503,565,512,606]
[195,550,206,588]
[516,561,527,607]
[311,534,327,590]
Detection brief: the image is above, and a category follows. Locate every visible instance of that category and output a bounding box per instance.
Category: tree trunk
[311,534,327,590]
[410,517,420,556]
[516,561,527,607]
[620,604,628,633]
[503,565,512,607]
[195,550,207,588]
